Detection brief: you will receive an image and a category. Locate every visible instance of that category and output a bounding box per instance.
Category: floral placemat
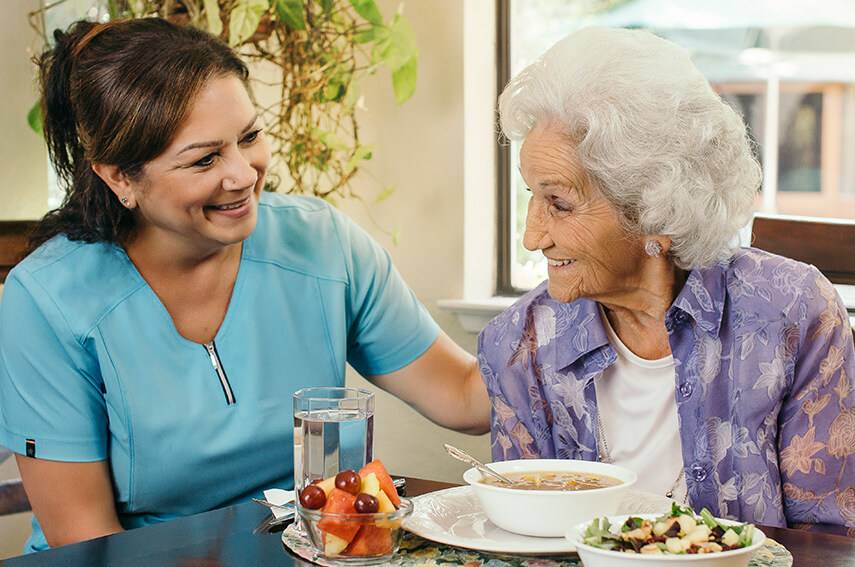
[281,525,792,567]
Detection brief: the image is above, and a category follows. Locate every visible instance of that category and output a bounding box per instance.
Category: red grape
[335,470,361,495]
[354,493,379,514]
[299,485,327,509]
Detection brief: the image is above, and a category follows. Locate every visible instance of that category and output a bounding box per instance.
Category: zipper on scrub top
[204,341,236,405]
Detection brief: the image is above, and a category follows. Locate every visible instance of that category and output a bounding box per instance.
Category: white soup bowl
[463,458,637,537]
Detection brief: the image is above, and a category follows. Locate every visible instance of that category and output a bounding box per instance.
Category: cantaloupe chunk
[323,531,350,556]
[374,490,398,529]
[375,489,395,513]
[315,476,336,497]
[360,472,381,497]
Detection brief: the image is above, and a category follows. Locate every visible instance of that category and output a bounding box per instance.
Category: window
[498,0,855,293]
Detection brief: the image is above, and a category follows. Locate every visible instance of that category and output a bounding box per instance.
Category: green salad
[579,503,757,555]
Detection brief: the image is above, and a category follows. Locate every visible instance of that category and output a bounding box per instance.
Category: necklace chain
[596,409,685,500]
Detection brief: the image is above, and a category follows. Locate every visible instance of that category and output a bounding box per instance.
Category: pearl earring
[645,240,663,258]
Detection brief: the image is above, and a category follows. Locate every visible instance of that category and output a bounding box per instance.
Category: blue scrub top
[0,193,439,553]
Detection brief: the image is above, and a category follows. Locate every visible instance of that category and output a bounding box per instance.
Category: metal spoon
[253,498,295,510]
[252,499,295,534]
[443,443,514,485]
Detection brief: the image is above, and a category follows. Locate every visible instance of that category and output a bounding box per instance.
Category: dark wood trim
[0,221,37,283]
[752,215,855,286]
[495,0,515,295]
[0,479,30,516]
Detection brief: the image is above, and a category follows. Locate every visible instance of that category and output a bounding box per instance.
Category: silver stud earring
[121,196,129,206]
[645,240,663,258]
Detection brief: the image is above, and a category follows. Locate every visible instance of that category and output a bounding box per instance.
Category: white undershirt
[595,306,687,502]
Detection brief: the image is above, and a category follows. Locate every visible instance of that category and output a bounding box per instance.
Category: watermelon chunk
[358,460,401,507]
[317,488,360,543]
[346,524,393,557]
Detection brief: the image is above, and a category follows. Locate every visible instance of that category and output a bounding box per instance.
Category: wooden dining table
[1,477,853,566]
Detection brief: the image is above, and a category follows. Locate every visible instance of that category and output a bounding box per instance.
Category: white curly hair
[498,26,761,270]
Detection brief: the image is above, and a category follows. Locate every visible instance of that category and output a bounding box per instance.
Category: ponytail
[28,20,134,253]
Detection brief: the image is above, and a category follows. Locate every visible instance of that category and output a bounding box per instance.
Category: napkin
[263,488,296,520]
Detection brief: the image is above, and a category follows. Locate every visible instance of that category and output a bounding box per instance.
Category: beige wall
[1,2,42,559]
[1,0,48,220]
[0,0,489,559]
[340,0,490,483]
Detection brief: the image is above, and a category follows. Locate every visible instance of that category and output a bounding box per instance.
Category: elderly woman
[479,26,855,530]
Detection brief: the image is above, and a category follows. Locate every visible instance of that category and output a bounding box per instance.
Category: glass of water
[293,387,375,493]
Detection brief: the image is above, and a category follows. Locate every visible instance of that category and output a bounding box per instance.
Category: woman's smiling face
[127,74,270,257]
[520,122,645,304]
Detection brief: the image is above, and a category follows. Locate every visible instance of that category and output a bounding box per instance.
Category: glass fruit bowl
[296,498,414,565]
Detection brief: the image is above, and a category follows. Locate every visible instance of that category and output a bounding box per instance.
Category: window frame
[495,0,520,296]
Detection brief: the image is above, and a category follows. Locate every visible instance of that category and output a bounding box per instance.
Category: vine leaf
[374,184,397,204]
[355,24,380,43]
[345,144,374,174]
[348,0,383,25]
[229,0,269,47]
[275,0,305,30]
[372,14,418,103]
[391,54,417,104]
[315,129,349,152]
[27,100,42,135]
[203,0,222,36]
[377,14,417,72]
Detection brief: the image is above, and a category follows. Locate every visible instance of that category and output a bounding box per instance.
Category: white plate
[406,485,675,555]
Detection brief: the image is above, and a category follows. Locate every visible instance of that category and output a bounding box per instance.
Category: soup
[480,470,622,491]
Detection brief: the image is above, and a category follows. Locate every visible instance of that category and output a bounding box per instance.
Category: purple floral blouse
[478,248,855,531]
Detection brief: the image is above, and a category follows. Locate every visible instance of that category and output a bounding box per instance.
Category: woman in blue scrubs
[0,18,490,553]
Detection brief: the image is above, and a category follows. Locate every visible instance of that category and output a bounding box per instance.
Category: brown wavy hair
[27,17,249,254]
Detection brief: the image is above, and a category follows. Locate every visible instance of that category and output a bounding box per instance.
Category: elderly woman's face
[520,123,645,304]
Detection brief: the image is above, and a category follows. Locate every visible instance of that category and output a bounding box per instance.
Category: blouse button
[675,311,689,324]
[679,382,693,397]
[691,465,707,482]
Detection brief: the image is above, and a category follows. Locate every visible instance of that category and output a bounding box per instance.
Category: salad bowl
[568,506,766,567]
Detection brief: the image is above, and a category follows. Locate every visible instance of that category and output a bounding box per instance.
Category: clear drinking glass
[293,387,375,492]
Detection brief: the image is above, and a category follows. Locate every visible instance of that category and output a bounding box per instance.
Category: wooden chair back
[0,449,30,516]
[751,214,855,285]
[0,479,30,516]
[0,221,36,284]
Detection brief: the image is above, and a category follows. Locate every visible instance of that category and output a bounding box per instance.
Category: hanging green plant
[29,0,418,207]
